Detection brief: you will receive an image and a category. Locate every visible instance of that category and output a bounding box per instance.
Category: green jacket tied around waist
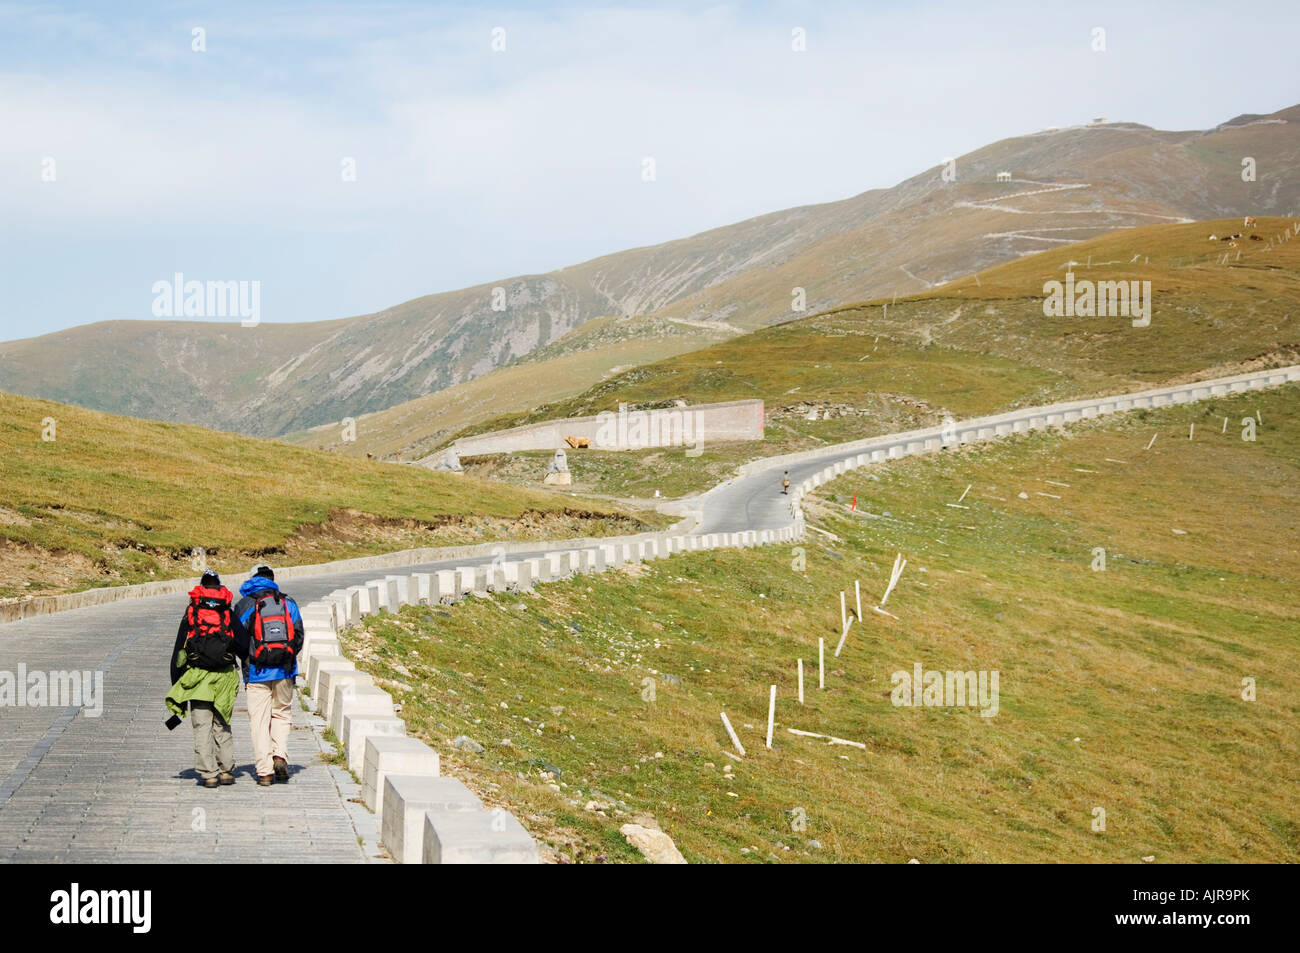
[165,650,240,723]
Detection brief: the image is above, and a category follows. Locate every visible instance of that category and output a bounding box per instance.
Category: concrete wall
[438,399,764,460]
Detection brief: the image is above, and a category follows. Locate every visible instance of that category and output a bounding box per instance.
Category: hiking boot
[273,757,289,782]
[257,774,274,787]
[202,777,220,789]
[218,772,235,786]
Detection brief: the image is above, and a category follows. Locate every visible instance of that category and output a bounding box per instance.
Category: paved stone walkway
[0,595,365,862]
[0,556,556,862]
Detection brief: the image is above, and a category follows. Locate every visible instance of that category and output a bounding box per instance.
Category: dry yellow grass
[0,390,657,598]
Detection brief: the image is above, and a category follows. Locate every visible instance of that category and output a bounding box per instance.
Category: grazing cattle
[1244,216,1257,228]
[1208,234,1218,241]
[564,436,590,449]
[1250,234,1264,241]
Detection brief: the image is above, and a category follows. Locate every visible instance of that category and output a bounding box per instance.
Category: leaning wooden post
[834,614,853,657]
[720,712,746,757]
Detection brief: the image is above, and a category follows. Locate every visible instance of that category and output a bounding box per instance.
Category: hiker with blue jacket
[232,564,304,787]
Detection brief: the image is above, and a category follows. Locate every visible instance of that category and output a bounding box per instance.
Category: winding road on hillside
[2,365,1297,862]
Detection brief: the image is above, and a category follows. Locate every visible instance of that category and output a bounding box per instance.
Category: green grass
[818,216,1300,389]
[0,391,664,599]
[342,384,1299,863]
[320,728,351,773]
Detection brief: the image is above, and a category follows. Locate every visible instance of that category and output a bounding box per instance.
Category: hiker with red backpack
[165,570,240,788]
[232,564,304,787]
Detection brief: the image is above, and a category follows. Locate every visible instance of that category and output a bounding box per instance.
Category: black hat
[251,563,275,581]
[200,570,221,588]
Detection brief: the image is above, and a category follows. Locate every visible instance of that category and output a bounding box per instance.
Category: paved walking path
[0,559,555,862]
[3,365,1296,861]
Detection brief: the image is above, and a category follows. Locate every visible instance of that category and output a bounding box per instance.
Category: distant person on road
[782,470,791,495]
[165,570,240,789]
[232,564,304,787]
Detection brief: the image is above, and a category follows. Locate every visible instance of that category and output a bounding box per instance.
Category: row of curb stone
[781,365,1300,522]
[296,526,803,863]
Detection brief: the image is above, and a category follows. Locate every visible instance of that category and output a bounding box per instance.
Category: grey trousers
[190,700,235,779]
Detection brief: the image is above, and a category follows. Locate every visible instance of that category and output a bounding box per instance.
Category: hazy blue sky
[2,0,1296,341]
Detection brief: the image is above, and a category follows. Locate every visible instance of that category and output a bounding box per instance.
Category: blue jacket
[232,577,304,683]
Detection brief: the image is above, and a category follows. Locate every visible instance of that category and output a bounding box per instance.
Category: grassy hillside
[837,216,1300,387]
[342,383,1299,863]
[432,218,1300,499]
[0,392,661,600]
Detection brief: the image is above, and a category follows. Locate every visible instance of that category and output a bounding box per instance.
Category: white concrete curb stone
[381,774,480,865]
[362,736,441,821]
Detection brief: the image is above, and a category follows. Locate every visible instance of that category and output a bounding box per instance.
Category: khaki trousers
[246,678,294,777]
[190,700,234,779]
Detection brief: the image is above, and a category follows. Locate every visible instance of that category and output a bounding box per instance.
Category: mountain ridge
[2,104,1296,437]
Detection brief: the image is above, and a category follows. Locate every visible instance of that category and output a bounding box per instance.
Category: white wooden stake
[720,712,746,757]
[797,659,804,704]
[787,728,867,749]
[766,685,776,749]
[854,580,862,620]
[958,483,971,503]
[880,553,906,607]
[1145,432,1158,450]
[1189,423,1194,440]
[834,614,853,657]
[1222,416,1228,433]
[818,638,824,689]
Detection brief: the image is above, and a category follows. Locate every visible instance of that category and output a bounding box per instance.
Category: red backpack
[250,591,296,669]
[183,585,236,670]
